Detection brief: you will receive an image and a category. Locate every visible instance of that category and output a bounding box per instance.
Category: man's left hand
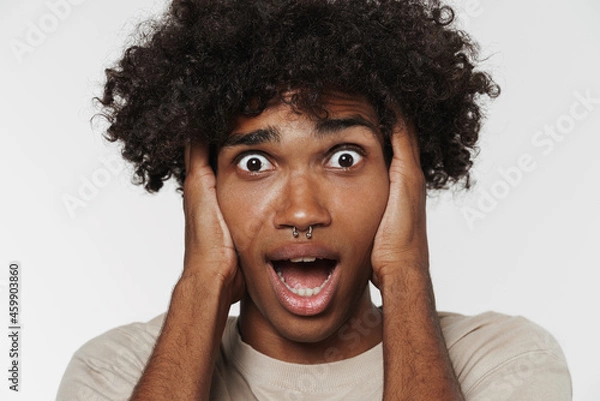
[371,116,429,289]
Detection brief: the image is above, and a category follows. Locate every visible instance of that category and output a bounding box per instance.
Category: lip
[266,243,340,262]
[266,243,340,317]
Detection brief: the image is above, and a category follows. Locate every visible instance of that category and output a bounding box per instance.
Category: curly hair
[96,0,499,194]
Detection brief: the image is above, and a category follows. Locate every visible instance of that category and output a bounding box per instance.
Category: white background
[1,0,599,400]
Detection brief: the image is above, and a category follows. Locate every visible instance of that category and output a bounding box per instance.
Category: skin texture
[129,92,464,400]
[217,93,388,362]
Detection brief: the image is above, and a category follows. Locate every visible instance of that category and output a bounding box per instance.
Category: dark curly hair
[96,0,499,194]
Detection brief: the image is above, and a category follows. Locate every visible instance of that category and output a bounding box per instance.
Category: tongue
[277,260,331,289]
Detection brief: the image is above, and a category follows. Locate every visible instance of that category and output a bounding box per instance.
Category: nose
[274,173,332,235]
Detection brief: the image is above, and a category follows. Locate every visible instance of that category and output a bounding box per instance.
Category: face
[215,92,390,362]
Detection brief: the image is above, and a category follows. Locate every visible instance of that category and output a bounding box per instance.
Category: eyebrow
[315,116,379,137]
[222,116,379,148]
[222,126,281,147]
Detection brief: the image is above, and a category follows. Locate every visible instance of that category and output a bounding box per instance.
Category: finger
[387,117,427,224]
[389,118,422,174]
[185,139,211,175]
[183,140,215,221]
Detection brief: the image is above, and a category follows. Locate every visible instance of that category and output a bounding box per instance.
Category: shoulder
[438,311,572,400]
[56,312,166,401]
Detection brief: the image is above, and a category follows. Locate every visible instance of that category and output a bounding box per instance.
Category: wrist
[176,270,235,305]
[181,251,243,304]
[375,259,430,294]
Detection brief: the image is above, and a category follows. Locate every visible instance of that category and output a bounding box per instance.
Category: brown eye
[246,157,262,171]
[338,153,354,168]
[237,153,273,173]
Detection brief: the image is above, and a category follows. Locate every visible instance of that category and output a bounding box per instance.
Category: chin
[275,314,343,344]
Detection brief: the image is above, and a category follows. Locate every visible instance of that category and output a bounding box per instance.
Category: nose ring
[292,226,313,239]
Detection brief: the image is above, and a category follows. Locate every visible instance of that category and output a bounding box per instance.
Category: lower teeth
[277,271,332,297]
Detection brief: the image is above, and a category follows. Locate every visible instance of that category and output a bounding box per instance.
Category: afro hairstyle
[96,0,499,193]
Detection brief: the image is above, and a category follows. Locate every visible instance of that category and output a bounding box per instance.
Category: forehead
[231,91,380,134]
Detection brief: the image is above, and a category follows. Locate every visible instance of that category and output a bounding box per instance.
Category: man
[57,0,572,399]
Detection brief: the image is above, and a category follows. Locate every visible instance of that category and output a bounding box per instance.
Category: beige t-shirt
[56,311,572,400]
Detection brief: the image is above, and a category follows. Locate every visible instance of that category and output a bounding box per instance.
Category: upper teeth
[290,257,317,263]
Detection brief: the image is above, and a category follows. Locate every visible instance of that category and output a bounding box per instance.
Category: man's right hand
[130,141,243,401]
[182,141,245,304]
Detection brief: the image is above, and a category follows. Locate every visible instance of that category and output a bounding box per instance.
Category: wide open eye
[326,149,363,169]
[236,153,274,173]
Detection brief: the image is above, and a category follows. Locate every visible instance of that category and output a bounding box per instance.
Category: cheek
[351,167,389,219]
[330,173,389,245]
[357,180,389,236]
[216,178,277,256]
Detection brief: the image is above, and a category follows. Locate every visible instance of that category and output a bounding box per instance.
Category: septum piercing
[292,226,313,239]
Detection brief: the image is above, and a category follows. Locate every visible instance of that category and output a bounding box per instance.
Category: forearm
[129,273,231,401]
[381,263,464,401]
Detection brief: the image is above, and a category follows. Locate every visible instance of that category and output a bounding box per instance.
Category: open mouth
[271,258,337,297]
